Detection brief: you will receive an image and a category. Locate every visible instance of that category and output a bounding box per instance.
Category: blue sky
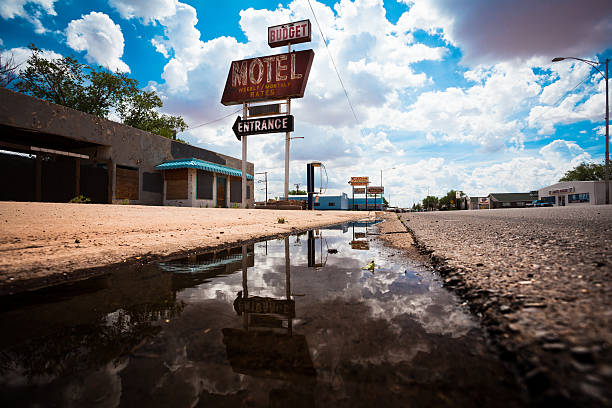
[1,0,610,206]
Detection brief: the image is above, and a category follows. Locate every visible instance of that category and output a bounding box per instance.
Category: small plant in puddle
[361,260,375,271]
[277,217,286,224]
[69,195,91,204]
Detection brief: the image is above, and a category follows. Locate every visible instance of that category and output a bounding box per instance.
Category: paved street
[399,206,612,406]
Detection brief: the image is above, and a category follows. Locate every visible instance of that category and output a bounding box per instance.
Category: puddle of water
[0,221,526,407]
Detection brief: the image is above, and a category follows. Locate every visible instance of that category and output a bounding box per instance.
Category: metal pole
[242,102,247,208]
[241,244,248,329]
[380,169,383,211]
[606,58,610,205]
[285,237,290,299]
[284,42,291,200]
[265,171,268,203]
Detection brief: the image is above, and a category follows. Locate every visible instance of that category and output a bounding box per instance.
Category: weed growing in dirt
[69,195,91,204]
[277,217,286,224]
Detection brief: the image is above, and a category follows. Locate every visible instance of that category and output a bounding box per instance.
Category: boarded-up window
[230,178,241,203]
[116,165,138,200]
[229,178,251,202]
[165,168,188,200]
[143,172,163,193]
[197,170,213,200]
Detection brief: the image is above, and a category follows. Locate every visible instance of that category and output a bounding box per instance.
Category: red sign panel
[221,49,315,106]
[268,20,312,48]
[367,186,384,194]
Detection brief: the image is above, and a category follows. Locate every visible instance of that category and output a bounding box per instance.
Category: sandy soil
[0,202,371,294]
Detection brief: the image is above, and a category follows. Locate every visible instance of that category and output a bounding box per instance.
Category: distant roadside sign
[353,188,365,194]
[268,20,311,48]
[349,176,369,186]
[232,115,294,140]
[367,186,384,194]
[456,191,461,199]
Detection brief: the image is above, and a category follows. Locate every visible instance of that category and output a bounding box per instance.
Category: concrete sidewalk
[398,207,611,407]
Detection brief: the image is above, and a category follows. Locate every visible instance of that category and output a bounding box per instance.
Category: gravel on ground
[0,202,371,295]
[382,207,612,407]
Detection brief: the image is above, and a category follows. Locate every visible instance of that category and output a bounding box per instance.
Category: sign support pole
[242,102,247,208]
[284,42,292,200]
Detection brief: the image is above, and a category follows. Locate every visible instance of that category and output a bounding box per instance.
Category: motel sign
[221,50,315,105]
[268,20,312,48]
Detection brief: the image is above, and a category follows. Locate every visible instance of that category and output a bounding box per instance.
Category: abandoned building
[0,88,254,207]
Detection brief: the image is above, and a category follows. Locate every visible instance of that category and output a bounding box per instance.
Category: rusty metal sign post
[349,177,370,210]
[221,21,313,206]
[368,186,384,211]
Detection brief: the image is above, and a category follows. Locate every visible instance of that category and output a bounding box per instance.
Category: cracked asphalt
[395,206,612,407]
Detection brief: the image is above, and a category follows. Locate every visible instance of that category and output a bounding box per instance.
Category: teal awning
[155,158,253,180]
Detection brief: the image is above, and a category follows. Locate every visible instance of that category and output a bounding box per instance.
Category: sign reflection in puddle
[0,221,526,407]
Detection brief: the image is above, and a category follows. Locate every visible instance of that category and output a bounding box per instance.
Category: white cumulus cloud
[108,0,177,24]
[1,45,62,70]
[65,11,129,72]
[0,0,57,34]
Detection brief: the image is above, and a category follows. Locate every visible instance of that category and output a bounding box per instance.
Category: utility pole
[256,171,268,202]
[606,58,609,204]
[284,42,292,200]
[242,102,247,208]
[552,56,609,204]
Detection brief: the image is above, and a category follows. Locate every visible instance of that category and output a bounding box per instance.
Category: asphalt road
[399,206,612,406]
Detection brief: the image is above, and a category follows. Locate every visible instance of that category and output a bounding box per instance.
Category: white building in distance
[538,181,612,206]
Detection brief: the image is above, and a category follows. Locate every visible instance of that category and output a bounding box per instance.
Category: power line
[307,0,359,124]
[550,70,594,107]
[189,108,242,130]
[529,69,596,126]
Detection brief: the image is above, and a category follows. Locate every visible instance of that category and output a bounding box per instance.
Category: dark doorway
[41,155,76,202]
[0,152,36,201]
[217,176,226,208]
[80,162,108,203]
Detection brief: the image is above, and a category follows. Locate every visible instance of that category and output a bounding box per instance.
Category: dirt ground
[0,202,371,294]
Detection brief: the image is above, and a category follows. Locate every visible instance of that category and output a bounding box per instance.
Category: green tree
[559,162,605,181]
[117,89,187,138]
[422,195,438,210]
[289,189,307,195]
[15,45,187,139]
[438,190,464,210]
[16,46,86,110]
